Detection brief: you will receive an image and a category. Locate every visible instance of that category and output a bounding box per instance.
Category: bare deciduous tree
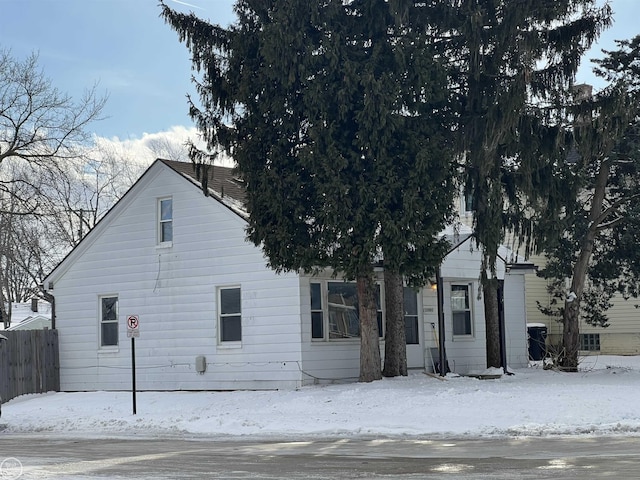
[0,48,106,321]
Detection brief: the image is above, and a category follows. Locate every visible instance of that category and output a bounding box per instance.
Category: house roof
[7,315,51,331]
[44,158,536,289]
[160,160,247,218]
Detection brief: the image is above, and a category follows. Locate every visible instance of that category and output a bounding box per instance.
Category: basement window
[580,333,600,352]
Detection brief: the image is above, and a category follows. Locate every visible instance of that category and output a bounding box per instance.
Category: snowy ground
[3,355,640,439]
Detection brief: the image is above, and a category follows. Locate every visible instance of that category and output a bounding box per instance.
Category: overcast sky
[1,0,637,141]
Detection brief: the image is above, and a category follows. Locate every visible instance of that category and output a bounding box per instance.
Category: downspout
[42,285,55,330]
[51,295,56,330]
[436,267,447,377]
[497,279,513,375]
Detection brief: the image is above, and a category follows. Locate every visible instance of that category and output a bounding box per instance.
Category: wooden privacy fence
[0,329,60,403]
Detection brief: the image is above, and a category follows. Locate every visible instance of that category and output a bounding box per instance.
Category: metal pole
[131,337,137,415]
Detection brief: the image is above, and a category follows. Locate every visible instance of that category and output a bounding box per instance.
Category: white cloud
[92,126,234,168]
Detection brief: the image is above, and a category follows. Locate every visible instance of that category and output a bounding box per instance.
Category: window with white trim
[451,284,473,337]
[311,283,324,339]
[327,281,361,339]
[219,287,241,342]
[158,197,173,244]
[311,281,415,343]
[100,296,119,347]
[404,288,419,344]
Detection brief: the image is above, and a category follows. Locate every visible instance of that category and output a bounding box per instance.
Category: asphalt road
[1,434,639,479]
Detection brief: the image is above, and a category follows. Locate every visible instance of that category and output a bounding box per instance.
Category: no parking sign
[127,315,139,338]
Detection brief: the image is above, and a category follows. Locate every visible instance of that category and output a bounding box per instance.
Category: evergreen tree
[537,36,640,371]
[424,0,611,368]
[161,0,455,381]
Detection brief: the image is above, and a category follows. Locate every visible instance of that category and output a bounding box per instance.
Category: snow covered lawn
[3,355,640,439]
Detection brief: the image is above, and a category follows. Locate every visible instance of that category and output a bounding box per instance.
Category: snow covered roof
[7,315,52,331]
[1,301,52,331]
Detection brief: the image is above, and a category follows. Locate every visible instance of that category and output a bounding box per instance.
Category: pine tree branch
[593,192,640,230]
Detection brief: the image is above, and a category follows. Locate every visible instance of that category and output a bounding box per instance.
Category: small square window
[580,333,600,351]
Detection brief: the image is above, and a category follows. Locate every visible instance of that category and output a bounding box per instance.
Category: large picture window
[219,287,241,342]
[100,296,118,347]
[451,284,473,336]
[312,281,414,343]
[328,282,360,339]
[158,197,173,244]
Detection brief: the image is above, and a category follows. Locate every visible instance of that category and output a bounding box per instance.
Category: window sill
[98,346,119,353]
[218,342,242,349]
[452,335,475,341]
[156,241,173,249]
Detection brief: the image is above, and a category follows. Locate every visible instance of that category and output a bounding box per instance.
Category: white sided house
[44,159,533,392]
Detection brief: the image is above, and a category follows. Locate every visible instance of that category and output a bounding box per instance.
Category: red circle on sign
[127,316,138,329]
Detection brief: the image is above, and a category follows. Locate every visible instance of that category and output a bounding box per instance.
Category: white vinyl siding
[49,162,303,391]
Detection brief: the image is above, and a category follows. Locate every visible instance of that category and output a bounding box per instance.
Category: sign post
[127,315,140,415]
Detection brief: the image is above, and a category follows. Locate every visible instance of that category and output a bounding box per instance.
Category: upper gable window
[158,198,173,244]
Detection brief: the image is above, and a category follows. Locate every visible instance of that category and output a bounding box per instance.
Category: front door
[404,288,424,368]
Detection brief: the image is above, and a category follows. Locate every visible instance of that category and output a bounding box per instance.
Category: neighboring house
[43,159,534,392]
[6,315,52,331]
[521,254,640,356]
[3,301,52,331]
[457,184,640,357]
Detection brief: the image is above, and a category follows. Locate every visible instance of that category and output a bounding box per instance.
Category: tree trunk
[483,274,502,368]
[382,269,407,377]
[561,160,610,372]
[562,297,581,371]
[357,273,382,382]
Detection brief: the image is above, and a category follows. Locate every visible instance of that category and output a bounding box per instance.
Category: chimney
[31,298,38,313]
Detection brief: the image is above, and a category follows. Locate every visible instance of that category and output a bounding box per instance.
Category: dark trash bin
[527,323,547,361]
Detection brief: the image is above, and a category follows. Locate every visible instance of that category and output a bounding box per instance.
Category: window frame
[311,280,416,343]
[404,287,419,345]
[99,295,119,349]
[310,282,324,339]
[158,197,173,245]
[451,283,474,338]
[580,333,600,351]
[218,286,242,344]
